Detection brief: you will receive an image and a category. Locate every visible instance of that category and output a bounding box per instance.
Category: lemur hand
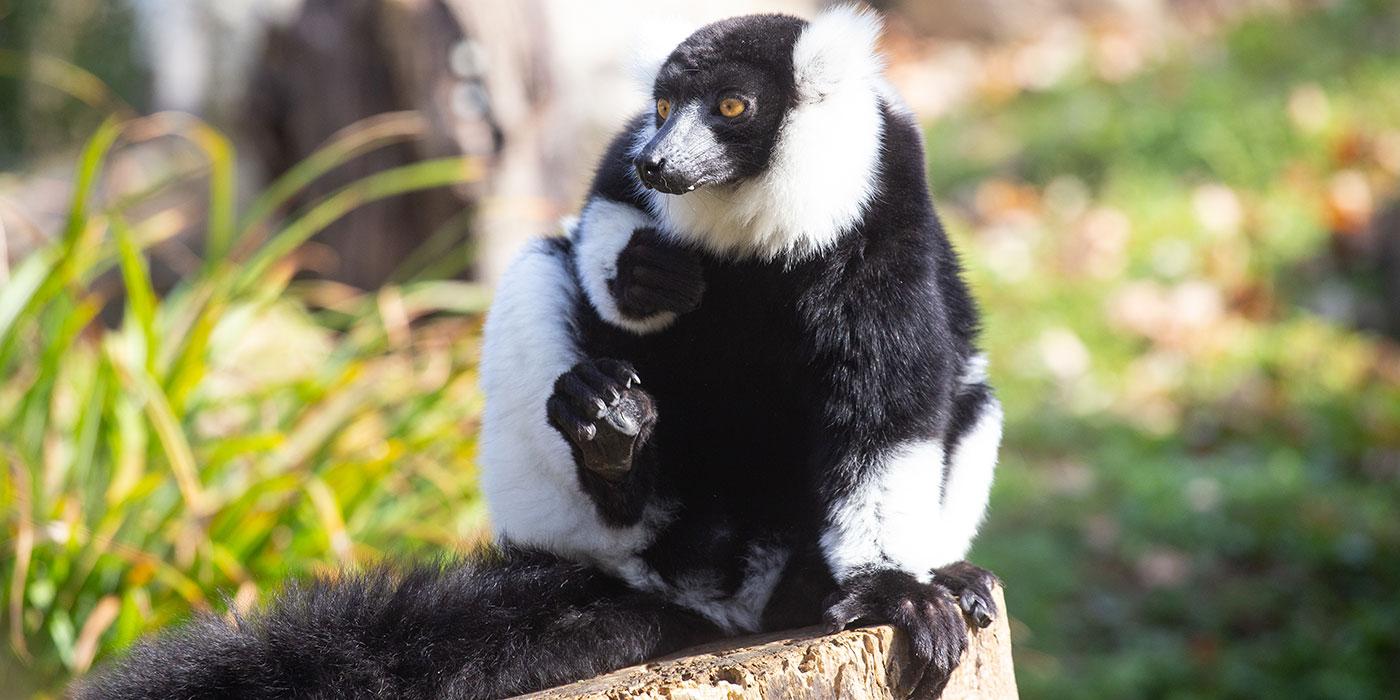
[609,227,705,318]
[547,359,656,481]
[823,570,968,700]
[931,561,1000,629]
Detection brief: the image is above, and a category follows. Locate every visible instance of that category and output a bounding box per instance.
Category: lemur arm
[572,114,704,335]
[528,115,701,528]
[803,234,1002,586]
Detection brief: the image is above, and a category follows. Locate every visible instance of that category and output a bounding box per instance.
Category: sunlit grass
[933,1,1400,697]
[0,109,489,694]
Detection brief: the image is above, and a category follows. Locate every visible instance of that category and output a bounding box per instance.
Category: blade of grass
[236,111,428,241]
[185,122,236,271]
[387,205,477,283]
[114,216,159,373]
[103,341,209,517]
[7,454,35,661]
[0,50,134,116]
[233,157,482,294]
[306,478,352,564]
[71,595,119,674]
[0,247,52,345]
[61,118,123,257]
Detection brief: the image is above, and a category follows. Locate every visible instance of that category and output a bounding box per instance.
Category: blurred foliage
[935,1,1400,697]
[0,110,487,694]
[0,0,149,167]
[3,0,1400,697]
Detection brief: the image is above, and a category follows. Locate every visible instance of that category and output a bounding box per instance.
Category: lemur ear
[628,20,694,93]
[792,4,885,102]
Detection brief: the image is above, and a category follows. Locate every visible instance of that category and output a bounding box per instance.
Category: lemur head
[634,14,805,195]
[632,6,892,260]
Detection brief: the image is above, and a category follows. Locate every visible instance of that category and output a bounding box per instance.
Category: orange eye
[657,99,671,120]
[718,98,746,118]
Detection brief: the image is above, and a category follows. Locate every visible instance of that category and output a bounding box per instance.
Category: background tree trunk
[243,0,553,289]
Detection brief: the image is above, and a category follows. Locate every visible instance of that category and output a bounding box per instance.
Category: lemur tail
[75,546,719,700]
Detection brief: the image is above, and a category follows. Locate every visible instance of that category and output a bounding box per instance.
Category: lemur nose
[635,154,666,182]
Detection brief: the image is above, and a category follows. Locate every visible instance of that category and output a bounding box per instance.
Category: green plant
[932,1,1400,697]
[0,110,489,693]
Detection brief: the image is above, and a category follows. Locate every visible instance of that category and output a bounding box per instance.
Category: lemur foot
[609,227,705,318]
[824,570,968,700]
[931,561,1000,629]
[547,359,656,481]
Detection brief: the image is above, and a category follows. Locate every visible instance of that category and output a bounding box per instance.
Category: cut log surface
[519,587,1016,699]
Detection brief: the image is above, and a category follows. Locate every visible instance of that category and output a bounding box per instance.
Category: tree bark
[519,586,1017,700]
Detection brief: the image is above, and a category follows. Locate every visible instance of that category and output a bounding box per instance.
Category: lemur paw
[547,359,656,481]
[823,570,968,700]
[609,227,705,318]
[931,561,1000,629]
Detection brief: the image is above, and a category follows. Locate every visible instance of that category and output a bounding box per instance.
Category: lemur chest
[587,263,818,511]
[648,277,810,469]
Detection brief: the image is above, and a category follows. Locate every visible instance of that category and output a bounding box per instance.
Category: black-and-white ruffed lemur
[78,8,1003,699]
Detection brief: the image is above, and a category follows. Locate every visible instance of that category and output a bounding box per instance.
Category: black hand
[546,359,654,481]
[609,227,705,318]
[931,561,1000,629]
[823,569,968,700]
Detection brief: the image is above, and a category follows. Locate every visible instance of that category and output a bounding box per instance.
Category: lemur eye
[656,99,671,120]
[718,98,746,118]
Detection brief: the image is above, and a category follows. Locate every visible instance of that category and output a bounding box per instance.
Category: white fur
[574,197,677,334]
[628,18,697,92]
[791,5,886,105]
[961,352,990,385]
[935,395,1003,565]
[820,439,947,583]
[664,543,790,633]
[478,237,660,571]
[641,6,887,261]
[820,354,1004,581]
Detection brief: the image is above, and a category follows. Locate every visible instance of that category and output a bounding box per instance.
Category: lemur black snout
[635,154,666,183]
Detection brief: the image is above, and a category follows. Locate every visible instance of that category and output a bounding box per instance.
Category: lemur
[78,8,1002,700]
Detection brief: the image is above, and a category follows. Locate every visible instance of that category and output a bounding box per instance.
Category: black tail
[76,546,721,699]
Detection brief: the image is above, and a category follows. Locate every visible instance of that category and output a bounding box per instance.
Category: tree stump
[519,586,1016,699]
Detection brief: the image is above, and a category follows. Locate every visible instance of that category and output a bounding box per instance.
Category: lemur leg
[479,238,658,563]
[817,352,1003,698]
[77,547,723,700]
[931,358,1004,628]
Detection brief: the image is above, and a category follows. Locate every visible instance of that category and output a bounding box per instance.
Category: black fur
[547,357,660,525]
[81,13,999,700]
[822,569,969,699]
[638,15,803,191]
[562,99,990,698]
[76,547,719,699]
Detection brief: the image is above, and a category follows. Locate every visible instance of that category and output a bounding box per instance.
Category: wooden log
[519,586,1017,699]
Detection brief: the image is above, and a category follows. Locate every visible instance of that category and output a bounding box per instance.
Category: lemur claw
[823,570,968,700]
[931,561,1000,629]
[548,359,656,480]
[609,227,705,318]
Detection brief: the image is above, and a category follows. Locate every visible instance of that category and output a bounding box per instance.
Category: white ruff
[478,237,658,571]
[574,197,676,334]
[642,6,887,261]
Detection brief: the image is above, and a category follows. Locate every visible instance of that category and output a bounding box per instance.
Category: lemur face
[635,15,804,195]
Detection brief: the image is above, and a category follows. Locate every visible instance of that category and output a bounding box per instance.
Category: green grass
[935,1,1400,697]
[4,0,1400,697]
[0,111,489,694]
